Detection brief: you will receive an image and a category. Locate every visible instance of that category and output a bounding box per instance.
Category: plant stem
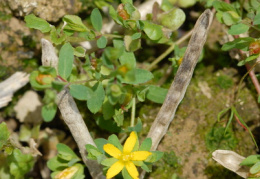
[245,63,260,95]
[130,97,136,127]
[103,34,124,39]
[146,30,193,71]
[235,62,260,102]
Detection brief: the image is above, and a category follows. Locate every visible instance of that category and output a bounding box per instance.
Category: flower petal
[103,144,122,159]
[125,161,139,179]
[106,161,124,179]
[123,132,137,154]
[131,151,152,161]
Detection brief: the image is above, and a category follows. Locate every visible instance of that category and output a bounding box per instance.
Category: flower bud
[117,4,130,20]
[249,41,260,55]
[36,74,54,85]
[55,165,79,179]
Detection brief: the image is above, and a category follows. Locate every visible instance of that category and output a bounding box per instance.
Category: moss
[149,151,183,179]
[205,164,241,179]
[143,65,259,178]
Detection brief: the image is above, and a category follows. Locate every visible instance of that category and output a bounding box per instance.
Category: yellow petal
[123,132,137,154]
[103,144,122,159]
[125,161,139,179]
[131,151,152,161]
[106,161,124,179]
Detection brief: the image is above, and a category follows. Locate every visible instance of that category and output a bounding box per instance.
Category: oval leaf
[42,104,57,122]
[122,68,153,84]
[25,14,51,33]
[97,36,107,48]
[141,21,163,40]
[87,82,105,114]
[228,23,249,35]
[58,43,74,80]
[147,85,168,103]
[63,15,88,32]
[69,84,92,100]
[91,8,103,32]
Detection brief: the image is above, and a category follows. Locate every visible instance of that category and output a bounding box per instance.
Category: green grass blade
[232,106,259,150]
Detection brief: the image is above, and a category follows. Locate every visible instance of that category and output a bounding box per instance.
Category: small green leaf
[52,81,66,92]
[30,71,51,90]
[89,149,103,158]
[147,85,168,104]
[254,13,260,25]
[91,8,103,31]
[109,5,123,25]
[228,23,249,35]
[68,158,80,167]
[122,167,133,179]
[47,156,67,171]
[124,34,141,52]
[222,37,255,51]
[97,36,107,48]
[127,118,142,132]
[50,27,66,45]
[101,158,118,167]
[258,95,260,103]
[157,8,186,31]
[122,68,153,84]
[240,155,260,166]
[96,116,121,133]
[213,1,236,12]
[25,14,51,33]
[9,149,34,178]
[122,0,133,4]
[87,82,105,114]
[86,144,103,160]
[131,32,141,40]
[146,151,164,163]
[108,134,123,151]
[141,163,151,172]
[102,98,115,120]
[104,47,124,62]
[140,21,163,40]
[119,51,136,69]
[139,138,152,151]
[58,43,74,80]
[222,11,241,26]
[250,161,260,174]
[136,86,149,102]
[69,84,92,101]
[74,46,86,57]
[0,122,10,149]
[245,54,260,62]
[113,108,124,126]
[237,60,246,66]
[57,143,79,161]
[94,138,107,153]
[42,103,57,122]
[63,15,88,32]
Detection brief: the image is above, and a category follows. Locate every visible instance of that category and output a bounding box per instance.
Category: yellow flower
[55,165,79,179]
[103,132,152,179]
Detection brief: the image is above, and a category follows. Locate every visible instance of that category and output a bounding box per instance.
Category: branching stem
[130,97,136,127]
[146,30,193,71]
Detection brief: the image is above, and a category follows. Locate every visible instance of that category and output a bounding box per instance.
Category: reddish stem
[234,115,248,131]
[57,75,67,82]
[245,64,260,95]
